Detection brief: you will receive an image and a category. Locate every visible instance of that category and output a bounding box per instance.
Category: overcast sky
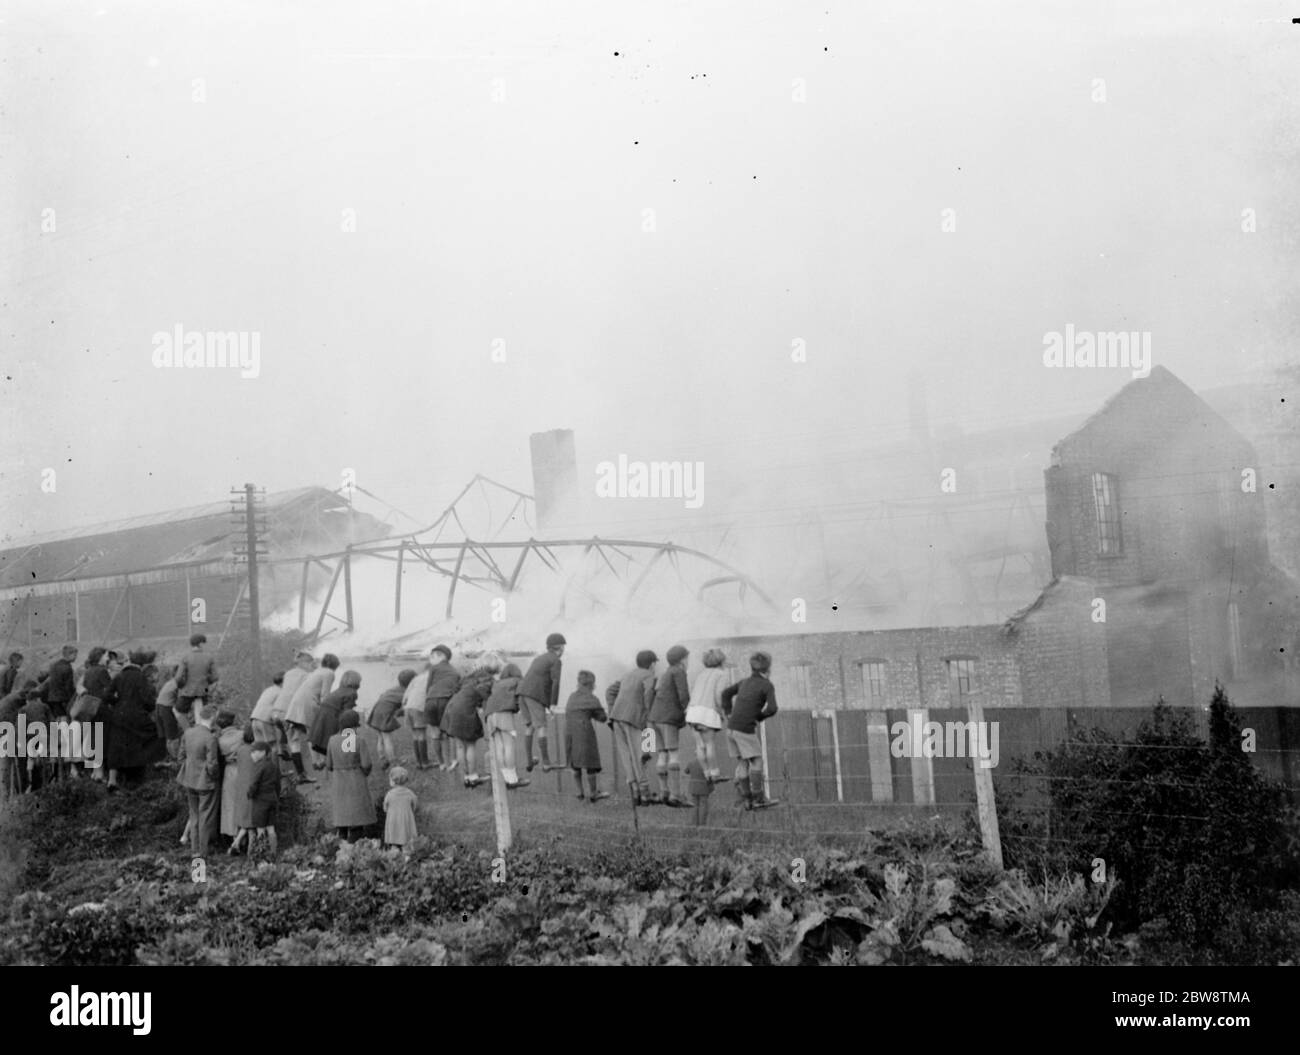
[3,0,1297,545]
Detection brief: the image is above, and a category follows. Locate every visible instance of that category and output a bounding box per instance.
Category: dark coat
[105,665,167,770]
[367,686,405,733]
[720,675,778,733]
[327,732,375,828]
[564,689,607,771]
[444,676,490,741]
[423,660,461,724]
[82,664,112,700]
[520,651,562,710]
[647,664,690,728]
[309,686,357,754]
[483,675,522,717]
[246,753,279,828]
[42,658,76,707]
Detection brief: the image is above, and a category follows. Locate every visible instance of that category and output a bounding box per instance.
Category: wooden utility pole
[231,484,267,688]
[967,693,1003,869]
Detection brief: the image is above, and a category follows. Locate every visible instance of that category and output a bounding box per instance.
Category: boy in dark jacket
[647,644,691,807]
[369,669,415,769]
[519,632,565,773]
[245,740,280,857]
[565,671,610,801]
[719,651,780,809]
[423,645,460,771]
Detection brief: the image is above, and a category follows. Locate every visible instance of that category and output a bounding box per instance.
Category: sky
[3,0,1298,549]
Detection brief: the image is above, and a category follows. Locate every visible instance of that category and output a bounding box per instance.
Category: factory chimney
[529,429,581,533]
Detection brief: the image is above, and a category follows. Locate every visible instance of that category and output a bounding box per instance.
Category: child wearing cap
[423,645,460,771]
[608,649,659,805]
[564,671,610,801]
[647,644,692,808]
[519,632,566,773]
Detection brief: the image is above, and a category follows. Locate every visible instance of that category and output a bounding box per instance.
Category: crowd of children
[1,629,783,855]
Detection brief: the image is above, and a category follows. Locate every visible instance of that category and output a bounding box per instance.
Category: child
[424,645,461,771]
[249,671,284,747]
[244,740,280,857]
[519,632,565,773]
[719,651,780,810]
[647,644,692,808]
[327,710,375,841]
[564,671,610,802]
[383,766,419,850]
[685,757,712,826]
[153,664,182,762]
[368,669,414,769]
[608,650,659,805]
[444,668,492,788]
[484,662,529,789]
[684,649,729,783]
[228,726,256,855]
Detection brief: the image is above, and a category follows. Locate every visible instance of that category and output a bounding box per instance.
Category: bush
[997,687,1292,943]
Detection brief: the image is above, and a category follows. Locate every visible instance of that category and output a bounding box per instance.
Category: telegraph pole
[230,484,268,688]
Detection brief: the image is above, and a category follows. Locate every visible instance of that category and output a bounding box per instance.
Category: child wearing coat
[444,668,493,788]
[564,671,610,802]
[368,669,414,769]
[483,662,529,789]
[245,740,280,857]
[327,710,375,841]
[383,766,419,850]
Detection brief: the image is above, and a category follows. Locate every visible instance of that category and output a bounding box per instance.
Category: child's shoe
[590,791,611,802]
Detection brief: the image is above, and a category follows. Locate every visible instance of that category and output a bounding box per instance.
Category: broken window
[1092,472,1123,556]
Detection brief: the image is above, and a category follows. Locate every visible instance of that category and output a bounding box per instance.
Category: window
[788,663,812,705]
[946,658,977,701]
[1092,472,1123,556]
[860,660,888,706]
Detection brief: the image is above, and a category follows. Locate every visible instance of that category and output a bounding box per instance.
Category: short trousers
[653,722,681,752]
[519,696,548,732]
[251,718,277,744]
[485,711,515,735]
[727,728,762,761]
[406,708,428,730]
[425,697,450,726]
[684,706,722,730]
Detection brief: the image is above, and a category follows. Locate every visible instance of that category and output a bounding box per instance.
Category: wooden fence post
[967,694,1003,869]
[487,731,512,855]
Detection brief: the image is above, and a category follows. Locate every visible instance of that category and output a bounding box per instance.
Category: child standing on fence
[519,632,566,773]
[483,662,530,789]
[369,669,414,769]
[424,645,461,771]
[647,644,692,808]
[445,667,493,788]
[383,766,419,850]
[685,649,729,784]
[719,651,780,810]
[608,650,658,805]
[565,671,610,802]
